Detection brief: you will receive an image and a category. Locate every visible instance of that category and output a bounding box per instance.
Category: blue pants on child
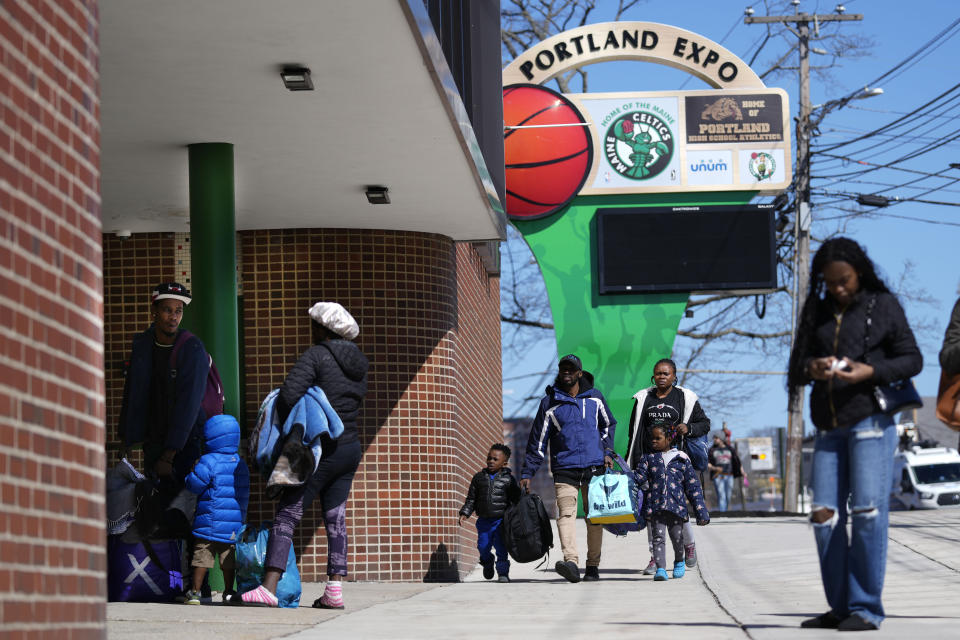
[476,517,509,576]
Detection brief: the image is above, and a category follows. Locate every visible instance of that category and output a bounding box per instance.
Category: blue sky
[501,0,960,436]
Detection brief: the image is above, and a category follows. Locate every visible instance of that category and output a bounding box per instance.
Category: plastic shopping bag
[587,468,641,525]
[235,523,301,608]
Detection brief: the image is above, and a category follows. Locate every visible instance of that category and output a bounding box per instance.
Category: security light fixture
[365,186,390,205]
[280,66,313,91]
[744,6,754,16]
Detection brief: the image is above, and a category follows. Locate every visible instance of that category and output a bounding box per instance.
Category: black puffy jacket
[459,468,521,520]
[276,339,368,444]
[801,291,922,430]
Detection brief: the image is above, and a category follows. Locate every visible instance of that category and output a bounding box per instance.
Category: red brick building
[2,1,505,636]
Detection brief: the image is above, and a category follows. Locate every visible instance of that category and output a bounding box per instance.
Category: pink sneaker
[240,585,278,607]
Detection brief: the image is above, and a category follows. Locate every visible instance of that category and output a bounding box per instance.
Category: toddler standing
[183,414,251,604]
[635,424,709,581]
[458,444,521,582]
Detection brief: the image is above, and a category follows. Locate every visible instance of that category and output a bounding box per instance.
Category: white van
[892,446,960,510]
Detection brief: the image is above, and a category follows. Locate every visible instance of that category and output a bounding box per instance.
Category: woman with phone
[787,237,921,631]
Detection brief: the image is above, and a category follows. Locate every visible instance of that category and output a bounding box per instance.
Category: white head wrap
[308,302,359,340]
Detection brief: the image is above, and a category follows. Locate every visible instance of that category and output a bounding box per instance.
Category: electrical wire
[861,17,960,88]
[814,83,960,153]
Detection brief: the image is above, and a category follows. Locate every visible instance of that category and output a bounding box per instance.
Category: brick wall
[102,230,501,582]
[0,1,105,637]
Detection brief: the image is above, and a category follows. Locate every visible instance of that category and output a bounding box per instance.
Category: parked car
[892,445,960,509]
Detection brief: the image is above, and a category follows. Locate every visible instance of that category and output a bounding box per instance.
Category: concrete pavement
[107,509,960,639]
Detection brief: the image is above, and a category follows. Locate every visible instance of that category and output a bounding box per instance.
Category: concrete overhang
[100,0,505,242]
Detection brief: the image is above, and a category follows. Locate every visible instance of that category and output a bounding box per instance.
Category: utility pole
[746,3,862,512]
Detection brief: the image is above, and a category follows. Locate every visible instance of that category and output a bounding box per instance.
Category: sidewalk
[107,509,960,639]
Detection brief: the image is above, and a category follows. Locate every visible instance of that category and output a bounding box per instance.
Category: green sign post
[514,191,754,448]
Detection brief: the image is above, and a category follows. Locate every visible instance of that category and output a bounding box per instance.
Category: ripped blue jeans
[811,413,896,627]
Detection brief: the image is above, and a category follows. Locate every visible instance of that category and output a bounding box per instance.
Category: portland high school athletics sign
[570,88,791,196]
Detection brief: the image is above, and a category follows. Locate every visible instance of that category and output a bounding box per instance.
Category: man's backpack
[170,330,224,419]
[501,491,553,564]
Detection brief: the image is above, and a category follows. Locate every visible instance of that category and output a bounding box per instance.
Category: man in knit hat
[119,283,212,501]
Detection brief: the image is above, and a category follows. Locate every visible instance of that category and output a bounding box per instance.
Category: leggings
[265,438,361,576]
[650,512,685,569]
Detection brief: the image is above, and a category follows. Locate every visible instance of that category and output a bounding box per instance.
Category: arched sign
[501,22,789,461]
[503,22,791,218]
[503,22,765,89]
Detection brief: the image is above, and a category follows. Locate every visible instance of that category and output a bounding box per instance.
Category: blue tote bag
[586,456,642,526]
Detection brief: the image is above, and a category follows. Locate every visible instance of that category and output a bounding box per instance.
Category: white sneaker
[642,557,657,575]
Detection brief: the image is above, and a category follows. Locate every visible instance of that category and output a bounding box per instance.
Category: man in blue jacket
[119,283,210,500]
[520,354,616,583]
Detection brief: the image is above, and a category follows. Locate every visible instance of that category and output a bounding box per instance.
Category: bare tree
[500,1,936,422]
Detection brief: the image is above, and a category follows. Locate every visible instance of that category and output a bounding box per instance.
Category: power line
[862,17,960,88]
[815,83,960,153]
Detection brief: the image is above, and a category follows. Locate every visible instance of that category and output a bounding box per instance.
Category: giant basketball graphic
[503,84,593,220]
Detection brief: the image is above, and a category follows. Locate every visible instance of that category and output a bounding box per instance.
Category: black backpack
[501,491,553,564]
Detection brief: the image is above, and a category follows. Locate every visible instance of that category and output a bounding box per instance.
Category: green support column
[186,143,240,421]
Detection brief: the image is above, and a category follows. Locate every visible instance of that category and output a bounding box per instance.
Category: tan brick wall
[0,1,105,637]
[102,230,502,582]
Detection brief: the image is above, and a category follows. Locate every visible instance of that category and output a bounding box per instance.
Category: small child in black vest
[458,443,521,582]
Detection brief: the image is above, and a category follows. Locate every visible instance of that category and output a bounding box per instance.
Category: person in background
[787,237,921,631]
[520,354,616,583]
[458,443,521,583]
[708,433,743,512]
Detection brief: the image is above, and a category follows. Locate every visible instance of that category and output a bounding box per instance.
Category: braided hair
[787,237,891,400]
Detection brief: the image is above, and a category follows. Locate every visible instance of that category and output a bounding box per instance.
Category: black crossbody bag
[864,295,922,415]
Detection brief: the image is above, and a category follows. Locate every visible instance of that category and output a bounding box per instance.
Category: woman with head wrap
[242,302,368,609]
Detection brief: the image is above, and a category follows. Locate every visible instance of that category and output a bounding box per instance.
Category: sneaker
[800,611,844,629]
[183,589,202,605]
[240,585,279,607]
[672,561,686,579]
[222,591,239,605]
[642,557,657,575]
[837,614,878,632]
[684,543,697,567]
[482,564,494,580]
[583,566,599,582]
[555,560,581,583]
[313,592,345,610]
[653,568,669,581]
[497,574,511,583]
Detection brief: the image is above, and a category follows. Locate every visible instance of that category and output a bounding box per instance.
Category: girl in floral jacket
[635,424,709,581]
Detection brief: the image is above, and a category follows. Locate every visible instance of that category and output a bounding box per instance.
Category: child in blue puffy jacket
[183,414,250,604]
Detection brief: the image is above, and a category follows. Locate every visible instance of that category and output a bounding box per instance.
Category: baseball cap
[559,354,582,370]
[151,282,191,305]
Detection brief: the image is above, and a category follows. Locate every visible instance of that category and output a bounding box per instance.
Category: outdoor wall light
[365,186,390,205]
[280,66,313,91]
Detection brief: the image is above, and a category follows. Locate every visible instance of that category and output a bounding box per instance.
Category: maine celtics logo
[748,152,776,181]
[605,111,674,179]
